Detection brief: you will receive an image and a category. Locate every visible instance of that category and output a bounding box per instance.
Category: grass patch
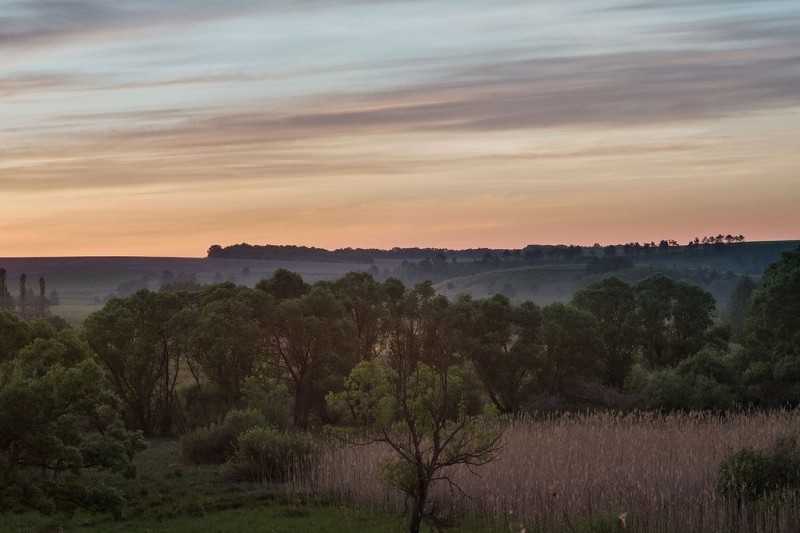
[3,438,503,532]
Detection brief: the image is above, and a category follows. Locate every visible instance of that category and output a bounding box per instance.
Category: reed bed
[294,410,800,532]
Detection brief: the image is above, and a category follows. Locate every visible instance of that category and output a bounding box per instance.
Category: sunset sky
[2,0,799,257]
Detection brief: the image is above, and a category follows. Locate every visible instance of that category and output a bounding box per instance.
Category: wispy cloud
[2,0,799,254]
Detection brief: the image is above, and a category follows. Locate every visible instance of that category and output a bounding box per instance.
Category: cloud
[85,44,799,150]
[0,72,84,98]
[0,0,424,52]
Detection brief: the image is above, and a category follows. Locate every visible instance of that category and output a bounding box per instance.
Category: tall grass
[295,410,800,532]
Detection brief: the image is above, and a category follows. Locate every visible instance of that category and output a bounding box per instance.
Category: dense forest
[2,245,800,530]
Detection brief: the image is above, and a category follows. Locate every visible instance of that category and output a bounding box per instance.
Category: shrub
[717,434,800,501]
[242,376,293,431]
[223,426,317,483]
[181,408,266,464]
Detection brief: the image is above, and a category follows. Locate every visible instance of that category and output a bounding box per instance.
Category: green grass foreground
[4,439,501,533]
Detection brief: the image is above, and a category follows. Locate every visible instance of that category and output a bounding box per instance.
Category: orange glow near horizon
[2,1,799,257]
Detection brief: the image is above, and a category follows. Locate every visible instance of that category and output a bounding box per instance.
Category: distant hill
[428,241,799,308]
[3,240,797,328]
[208,240,799,274]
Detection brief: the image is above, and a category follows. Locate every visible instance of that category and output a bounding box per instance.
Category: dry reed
[294,410,800,532]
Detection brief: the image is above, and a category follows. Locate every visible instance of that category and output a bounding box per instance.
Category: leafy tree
[84,290,191,435]
[0,326,145,516]
[460,295,541,413]
[742,246,800,405]
[330,272,386,360]
[572,277,639,387]
[262,286,357,428]
[635,274,717,368]
[644,348,738,410]
[256,269,308,300]
[0,268,14,311]
[727,276,756,343]
[328,282,502,533]
[670,281,716,360]
[0,311,30,362]
[537,303,601,395]
[189,288,261,413]
[635,274,675,367]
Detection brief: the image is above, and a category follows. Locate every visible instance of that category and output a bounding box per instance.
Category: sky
[1,0,799,257]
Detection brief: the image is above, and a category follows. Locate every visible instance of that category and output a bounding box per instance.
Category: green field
[5,439,501,533]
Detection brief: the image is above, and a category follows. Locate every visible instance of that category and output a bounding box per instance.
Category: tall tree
[0,268,14,311]
[328,282,502,533]
[84,290,190,435]
[537,303,601,395]
[460,294,541,413]
[263,286,357,428]
[0,326,145,516]
[742,246,800,405]
[256,269,308,300]
[190,289,261,411]
[36,276,49,318]
[572,277,639,387]
[727,276,756,343]
[330,272,386,360]
[18,274,27,319]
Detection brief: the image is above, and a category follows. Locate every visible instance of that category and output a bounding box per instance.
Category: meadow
[301,410,800,532]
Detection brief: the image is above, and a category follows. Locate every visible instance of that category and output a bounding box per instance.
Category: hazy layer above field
[0,256,404,327]
[1,240,797,327]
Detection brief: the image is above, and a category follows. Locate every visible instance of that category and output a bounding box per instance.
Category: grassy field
[303,410,800,532]
[6,439,501,533]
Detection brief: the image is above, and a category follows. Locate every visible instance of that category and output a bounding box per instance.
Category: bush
[644,349,738,410]
[717,434,800,501]
[222,427,317,483]
[242,376,293,431]
[181,408,266,464]
[180,383,230,430]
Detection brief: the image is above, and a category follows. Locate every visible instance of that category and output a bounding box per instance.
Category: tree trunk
[409,478,428,533]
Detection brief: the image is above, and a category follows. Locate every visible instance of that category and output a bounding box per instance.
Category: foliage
[328,283,503,533]
[181,408,266,465]
[538,302,601,395]
[189,286,262,410]
[223,426,317,483]
[242,375,294,431]
[329,271,387,360]
[635,274,716,368]
[261,285,358,428]
[727,276,756,343]
[458,295,541,414]
[83,290,192,436]
[742,246,800,405]
[717,434,800,501]
[644,349,739,410]
[0,325,145,517]
[255,268,309,300]
[572,277,639,388]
